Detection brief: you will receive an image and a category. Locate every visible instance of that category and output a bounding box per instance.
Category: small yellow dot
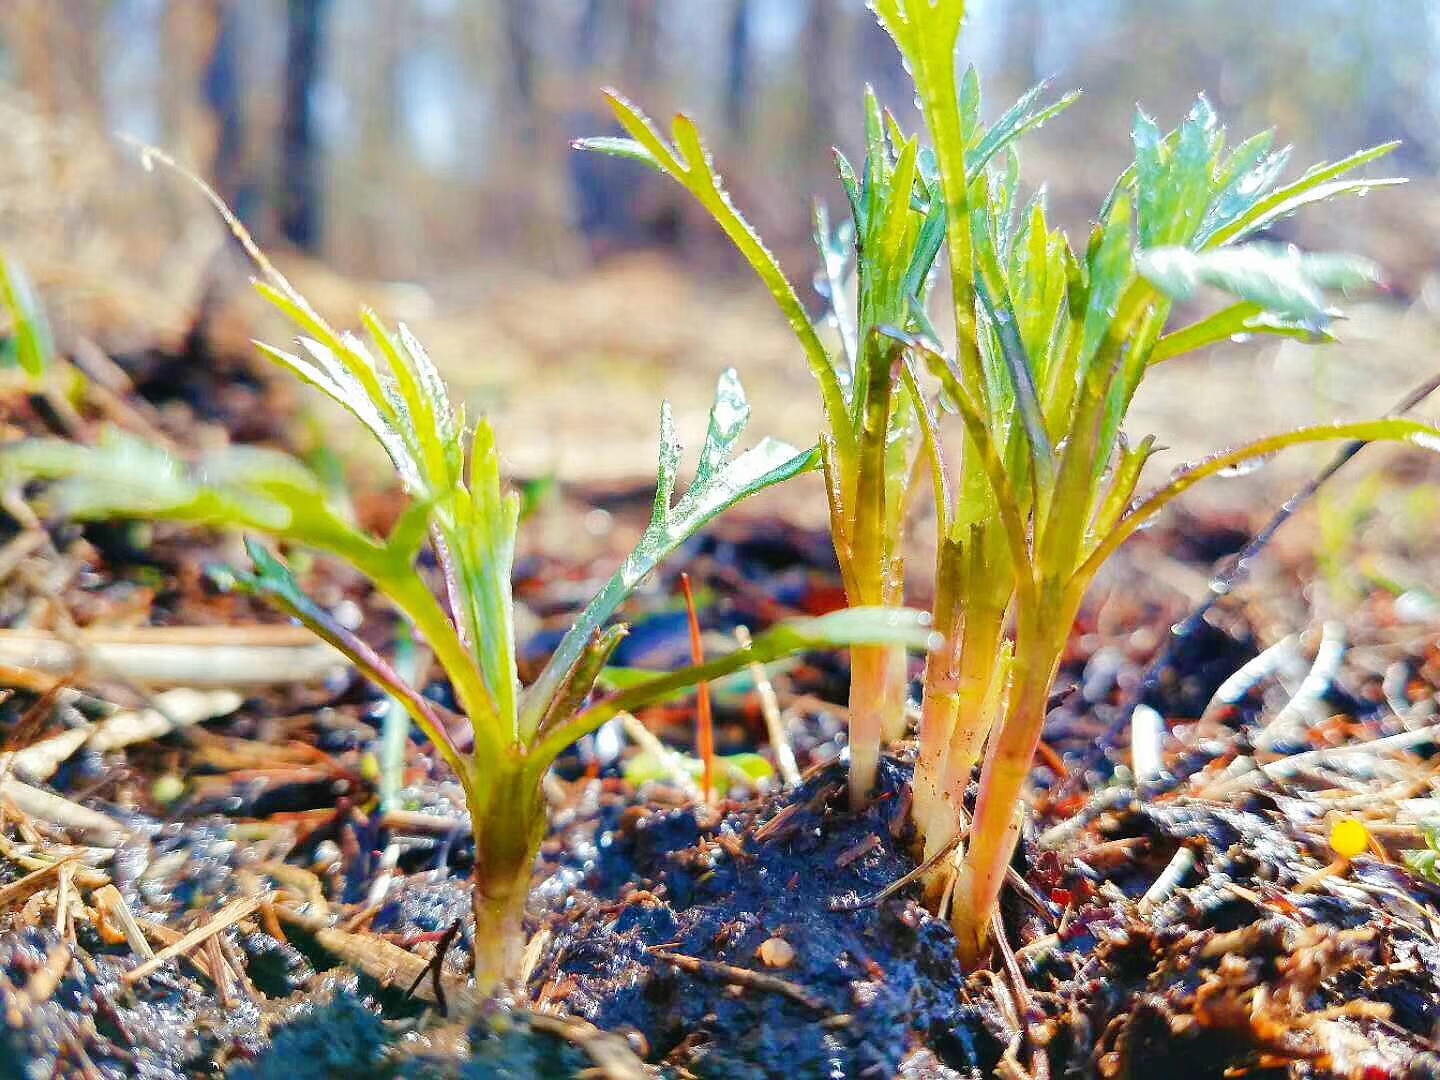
[1330,817,1369,859]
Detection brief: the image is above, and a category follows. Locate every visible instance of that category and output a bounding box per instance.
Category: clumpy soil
[535,757,979,1077]
[522,755,1440,1078]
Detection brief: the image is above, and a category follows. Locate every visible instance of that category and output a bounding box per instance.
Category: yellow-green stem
[952,625,1062,967]
[848,642,896,807]
[878,643,909,743]
[467,753,546,993]
[914,645,961,856]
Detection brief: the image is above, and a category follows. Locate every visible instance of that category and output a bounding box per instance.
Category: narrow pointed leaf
[531,606,938,768]
[1150,301,1332,364]
[579,93,852,452]
[0,254,54,377]
[1077,418,1440,583]
[570,136,663,169]
[216,542,466,778]
[968,84,1079,184]
[1202,142,1403,248]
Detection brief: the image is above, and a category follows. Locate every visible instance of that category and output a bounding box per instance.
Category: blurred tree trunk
[802,0,836,159]
[724,0,751,136]
[343,0,403,274]
[500,0,536,140]
[622,0,659,89]
[278,0,328,252]
[2,0,107,122]
[1002,0,1042,88]
[0,0,55,114]
[577,0,610,68]
[160,1,223,169]
[203,1,254,226]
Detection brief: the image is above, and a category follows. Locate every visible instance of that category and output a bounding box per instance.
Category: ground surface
[6,90,1440,1077]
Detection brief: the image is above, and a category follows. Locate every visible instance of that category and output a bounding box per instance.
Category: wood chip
[7,687,243,782]
[93,884,154,959]
[0,779,131,844]
[527,1011,648,1080]
[835,834,881,869]
[123,894,265,985]
[0,856,75,913]
[0,626,347,688]
[756,936,796,969]
[649,948,826,1012]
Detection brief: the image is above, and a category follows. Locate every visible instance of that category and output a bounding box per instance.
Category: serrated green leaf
[1138,244,1381,332]
[967,82,1079,185]
[1202,138,1290,240]
[1137,96,1223,249]
[517,369,819,738]
[1201,142,1403,248]
[580,92,851,450]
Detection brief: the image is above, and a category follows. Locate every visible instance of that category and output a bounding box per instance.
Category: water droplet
[1217,453,1274,478]
[1229,332,1253,344]
[139,148,156,173]
[1410,431,1440,453]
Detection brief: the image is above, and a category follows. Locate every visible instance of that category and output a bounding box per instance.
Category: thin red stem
[680,573,714,803]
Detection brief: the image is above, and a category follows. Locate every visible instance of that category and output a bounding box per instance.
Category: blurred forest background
[6,0,1440,280]
[4,0,1440,497]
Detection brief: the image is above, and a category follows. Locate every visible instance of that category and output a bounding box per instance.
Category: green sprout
[0,252,54,378]
[582,0,1440,965]
[1404,827,1440,886]
[0,150,936,993]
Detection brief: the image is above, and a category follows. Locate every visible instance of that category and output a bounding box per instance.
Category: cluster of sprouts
[583,0,1434,961]
[3,0,1437,990]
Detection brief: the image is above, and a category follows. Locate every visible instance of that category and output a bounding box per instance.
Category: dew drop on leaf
[1217,453,1274,478]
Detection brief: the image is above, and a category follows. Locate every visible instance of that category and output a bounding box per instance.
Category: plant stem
[879,644,909,743]
[913,555,963,851]
[845,335,907,806]
[952,620,1062,967]
[471,868,531,996]
[847,642,893,807]
[467,754,546,992]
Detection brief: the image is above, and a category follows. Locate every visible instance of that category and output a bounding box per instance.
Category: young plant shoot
[0,154,936,993]
[583,0,1440,966]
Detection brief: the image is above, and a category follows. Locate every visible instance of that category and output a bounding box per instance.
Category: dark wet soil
[535,757,984,1078]
[518,752,1440,1079]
